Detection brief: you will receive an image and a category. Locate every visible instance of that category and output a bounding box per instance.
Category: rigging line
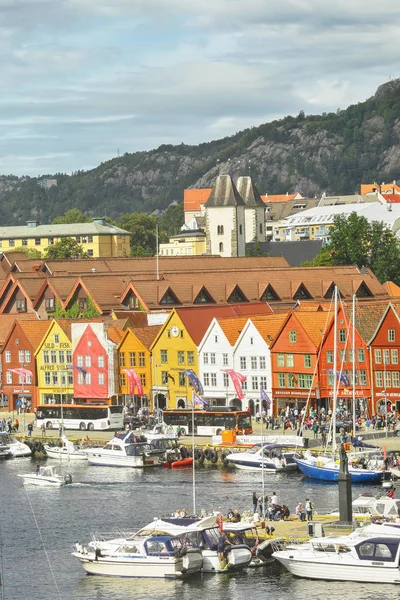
[0,500,5,600]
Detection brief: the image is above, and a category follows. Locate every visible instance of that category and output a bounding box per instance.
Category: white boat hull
[18,474,64,487]
[202,546,252,572]
[44,446,87,461]
[274,553,400,584]
[86,452,161,468]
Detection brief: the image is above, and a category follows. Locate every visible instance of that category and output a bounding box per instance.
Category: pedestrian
[59,424,63,437]
[312,421,319,439]
[305,498,313,521]
[271,491,278,506]
[252,491,258,513]
[231,509,241,522]
[7,418,12,434]
[177,425,182,438]
[321,427,327,447]
[36,464,40,475]
[27,422,33,437]
[41,422,46,437]
[217,533,232,568]
[14,419,19,432]
[296,502,306,521]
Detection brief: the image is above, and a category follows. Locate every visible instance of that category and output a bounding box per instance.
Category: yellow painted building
[0,218,131,258]
[150,310,198,410]
[117,327,158,410]
[34,320,74,405]
[159,230,206,257]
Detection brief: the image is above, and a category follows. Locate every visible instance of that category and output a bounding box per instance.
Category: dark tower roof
[236,176,265,208]
[204,175,245,207]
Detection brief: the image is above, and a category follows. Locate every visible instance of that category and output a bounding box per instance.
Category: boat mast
[332,286,338,454]
[352,293,356,438]
[261,417,265,519]
[191,399,196,515]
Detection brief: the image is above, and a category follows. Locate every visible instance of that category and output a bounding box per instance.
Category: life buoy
[210,450,218,464]
[221,451,229,465]
[197,450,205,464]
[204,448,212,461]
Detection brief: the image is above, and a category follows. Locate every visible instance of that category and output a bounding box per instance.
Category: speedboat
[223,521,274,565]
[294,450,390,483]
[18,465,73,487]
[44,435,87,461]
[0,431,31,457]
[136,515,252,573]
[225,444,298,472]
[83,431,164,467]
[72,534,203,579]
[272,525,400,583]
[330,493,400,520]
[0,435,11,458]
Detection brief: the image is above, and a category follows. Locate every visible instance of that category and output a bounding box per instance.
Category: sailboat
[294,287,390,484]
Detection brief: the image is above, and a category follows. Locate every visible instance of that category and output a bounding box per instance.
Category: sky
[1,0,400,177]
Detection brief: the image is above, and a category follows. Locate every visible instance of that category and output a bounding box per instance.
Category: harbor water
[0,458,397,600]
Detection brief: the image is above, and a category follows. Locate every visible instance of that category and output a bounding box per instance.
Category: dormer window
[78,297,88,311]
[16,298,26,313]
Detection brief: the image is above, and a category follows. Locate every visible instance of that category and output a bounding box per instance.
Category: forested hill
[2,79,400,225]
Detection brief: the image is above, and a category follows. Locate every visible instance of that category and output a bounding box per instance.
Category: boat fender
[64,474,73,485]
[221,452,230,465]
[180,446,188,459]
[197,450,205,464]
[210,450,218,464]
[204,448,212,461]
[163,461,171,468]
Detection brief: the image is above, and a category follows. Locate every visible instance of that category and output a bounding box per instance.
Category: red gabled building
[270,312,330,415]
[368,303,400,414]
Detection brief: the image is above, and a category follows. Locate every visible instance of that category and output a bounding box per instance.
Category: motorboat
[72,534,203,579]
[83,431,164,468]
[0,431,31,457]
[136,515,252,573]
[223,521,274,565]
[224,443,298,472]
[272,525,400,583]
[330,493,400,520]
[164,457,194,469]
[294,450,390,484]
[0,435,11,458]
[44,435,88,461]
[18,465,73,487]
[137,423,177,442]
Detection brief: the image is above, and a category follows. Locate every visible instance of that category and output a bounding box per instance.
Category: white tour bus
[36,404,124,431]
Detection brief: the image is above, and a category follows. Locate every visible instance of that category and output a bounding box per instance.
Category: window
[250,337,254,345]
[384,349,390,365]
[358,349,365,363]
[51,372,58,385]
[22,239,28,246]
[277,353,285,367]
[242,379,247,390]
[44,371,51,385]
[289,330,296,343]
[19,350,24,363]
[161,371,168,385]
[119,353,125,367]
[375,349,382,364]
[25,350,31,363]
[217,225,224,235]
[98,355,104,368]
[326,350,333,364]
[187,351,194,365]
[48,237,54,245]
[239,225,243,235]
[348,349,354,363]
[78,297,88,311]
[58,350,64,364]
[129,352,136,367]
[42,350,49,364]
[160,350,168,364]
[77,355,83,367]
[240,357,247,370]
[210,353,216,365]
[45,297,55,311]
[251,356,257,370]
[388,329,395,342]
[340,350,346,363]
[16,298,26,312]
[177,351,185,365]
[35,238,41,246]
[392,371,400,387]
[211,373,217,387]
[286,354,294,368]
[120,373,126,387]
[214,335,218,343]
[339,329,346,343]
[9,239,15,247]
[219,242,223,253]
[259,356,266,370]
[328,371,334,386]
[223,373,229,387]
[20,373,30,384]
[54,334,60,344]
[66,350,72,364]
[204,373,210,386]
[139,352,145,367]
[385,371,391,388]
[81,236,87,244]
[251,376,258,391]
[392,349,398,365]
[299,374,313,388]
[140,373,146,387]
[288,374,295,388]
[86,373,92,385]
[203,353,209,365]
[85,355,91,368]
[98,373,105,386]
[76,236,81,243]
[51,351,57,364]
[304,354,312,368]
[260,375,267,389]
[87,249,94,257]
[88,235,93,243]
[223,353,228,366]
[278,373,286,387]
[6,371,12,384]
[68,372,73,385]
[359,370,367,386]
[178,372,186,387]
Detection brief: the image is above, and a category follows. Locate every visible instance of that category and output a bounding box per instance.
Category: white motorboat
[272,526,400,584]
[0,435,11,458]
[225,444,298,472]
[136,515,252,573]
[137,423,177,442]
[83,431,164,467]
[44,435,87,461]
[72,534,203,579]
[18,465,73,487]
[330,493,400,520]
[223,521,274,565]
[0,431,31,457]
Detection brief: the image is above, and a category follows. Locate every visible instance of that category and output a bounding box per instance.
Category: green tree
[5,246,42,259]
[45,238,87,259]
[159,203,184,237]
[117,213,158,256]
[302,246,334,266]
[52,208,91,224]
[246,241,269,257]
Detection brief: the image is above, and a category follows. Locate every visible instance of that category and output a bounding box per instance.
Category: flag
[167,373,175,383]
[340,373,350,387]
[67,365,87,379]
[221,369,247,400]
[260,387,271,408]
[8,367,33,380]
[182,369,204,395]
[192,391,209,408]
[123,368,143,397]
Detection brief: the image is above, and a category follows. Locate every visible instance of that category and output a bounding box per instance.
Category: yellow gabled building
[117,326,161,410]
[34,320,74,405]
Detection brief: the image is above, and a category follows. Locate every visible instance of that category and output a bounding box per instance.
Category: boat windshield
[125,443,154,456]
[176,530,205,549]
[145,539,175,556]
[356,540,399,561]
[202,527,221,550]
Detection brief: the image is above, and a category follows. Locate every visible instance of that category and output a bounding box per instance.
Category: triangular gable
[367,303,400,345]
[227,285,248,304]
[323,281,338,300]
[293,283,313,300]
[355,281,373,298]
[159,287,181,306]
[260,284,280,302]
[0,281,32,314]
[119,282,149,312]
[63,278,102,313]
[33,319,59,357]
[32,280,64,310]
[193,286,215,305]
[0,276,16,307]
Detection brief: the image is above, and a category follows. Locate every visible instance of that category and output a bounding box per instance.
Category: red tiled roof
[261,194,296,203]
[0,314,38,347]
[382,194,400,203]
[184,189,212,212]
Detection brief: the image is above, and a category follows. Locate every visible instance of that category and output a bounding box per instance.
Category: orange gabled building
[270,312,331,415]
[318,306,371,414]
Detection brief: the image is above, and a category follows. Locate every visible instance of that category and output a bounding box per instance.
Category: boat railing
[90,529,140,542]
